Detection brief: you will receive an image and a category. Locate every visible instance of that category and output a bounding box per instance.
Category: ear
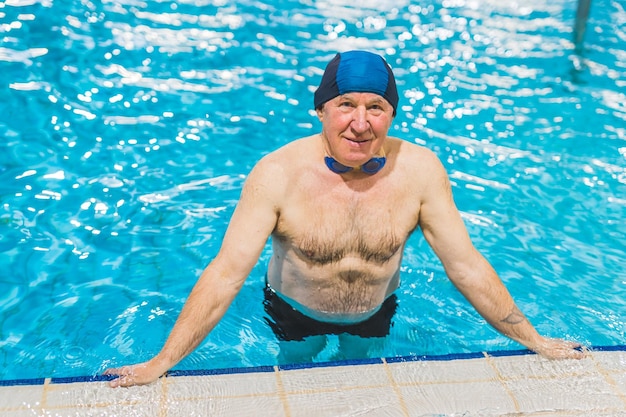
[316,106,324,121]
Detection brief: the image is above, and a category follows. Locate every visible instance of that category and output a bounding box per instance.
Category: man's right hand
[103,359,167,388]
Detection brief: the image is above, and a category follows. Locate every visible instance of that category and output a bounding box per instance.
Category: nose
[351,106,369,133]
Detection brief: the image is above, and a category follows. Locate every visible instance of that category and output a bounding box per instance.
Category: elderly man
[105,50,584,387]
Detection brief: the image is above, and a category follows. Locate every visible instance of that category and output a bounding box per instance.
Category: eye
[367,104,384,115]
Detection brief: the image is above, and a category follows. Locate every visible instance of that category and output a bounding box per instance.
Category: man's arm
[104,156,283,387]
[418,153,585,359]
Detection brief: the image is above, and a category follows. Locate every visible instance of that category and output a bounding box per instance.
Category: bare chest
[275,179,418,265]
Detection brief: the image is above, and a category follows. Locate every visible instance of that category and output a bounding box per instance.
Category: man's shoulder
[260,135,315,159]
[256,135,317,171]
[276,134,317,153]
[391,137,443,167]
[247,136,316,186]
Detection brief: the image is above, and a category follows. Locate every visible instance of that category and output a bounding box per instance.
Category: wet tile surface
[0,349,625,416]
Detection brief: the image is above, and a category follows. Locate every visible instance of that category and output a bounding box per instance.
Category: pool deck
[1,346,624,416]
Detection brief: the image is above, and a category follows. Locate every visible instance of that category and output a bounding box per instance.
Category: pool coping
[2,344,623,387]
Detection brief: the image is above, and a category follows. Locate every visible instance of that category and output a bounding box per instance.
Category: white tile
[608,370,626,397]
[400,380,516,416]
[286,385,405,417]
[488,354,597,380]
[45,380,163,409]
[0,384,44,409]
[594,350,626,372]
[39,402,159,416]
[386,357,497,384]
[165,372,279,400]
[0,409,41,417]
[279,364,390,393]
[503,371,624,412]
[164,395,286,417]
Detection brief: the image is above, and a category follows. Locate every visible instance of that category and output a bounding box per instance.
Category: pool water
[0,0,624,381]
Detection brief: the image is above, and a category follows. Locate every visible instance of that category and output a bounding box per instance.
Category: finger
[566,350,586,360]
[104,366,134,387]
[566,345,589,359]
[109,377,122,388]
[109,372,136,388]
[104,365,134,375]
[563,341,591,357]
[573,345,591,358]
[117,374,134,388]
[103,367,120,376]
[564,340,584,349]
[536,339,588,360]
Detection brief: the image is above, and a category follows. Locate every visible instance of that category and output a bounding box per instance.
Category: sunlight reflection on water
[0,0,624,381]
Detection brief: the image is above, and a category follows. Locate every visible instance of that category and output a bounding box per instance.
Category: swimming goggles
[324,152,386,175]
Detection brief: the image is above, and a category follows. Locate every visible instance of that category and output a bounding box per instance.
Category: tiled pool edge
[1,344,623,387]
[1,346,625,417]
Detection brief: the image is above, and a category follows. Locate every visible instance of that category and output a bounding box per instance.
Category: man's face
[317,92,394,168]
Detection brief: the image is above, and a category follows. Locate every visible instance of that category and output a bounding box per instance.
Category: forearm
[420,187,583,359]
[104,270,238,387]
[153,270,241,373]
[449,261,543,350]
[444,256,586,360]
[476,298,542,350]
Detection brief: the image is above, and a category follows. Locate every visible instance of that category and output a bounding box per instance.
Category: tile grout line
[393,377,503,389]
[40,377,51,414]
[279,382,391,397]
[482,352,520,413]
[590,351,626,406]
[381,358,410,417]
[274,366,292,417]
[159,376,170,417]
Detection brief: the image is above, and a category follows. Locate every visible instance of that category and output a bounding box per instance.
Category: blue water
[1,0,625,381]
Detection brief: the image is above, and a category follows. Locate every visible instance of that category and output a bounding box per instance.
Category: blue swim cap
[314,50,398,114]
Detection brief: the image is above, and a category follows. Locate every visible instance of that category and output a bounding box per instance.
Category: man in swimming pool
[105,50,585,387]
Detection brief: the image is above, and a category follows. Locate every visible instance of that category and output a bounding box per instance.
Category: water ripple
[1,0,625,380]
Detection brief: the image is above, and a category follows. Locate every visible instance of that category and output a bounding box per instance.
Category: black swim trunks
[263,284,397,342]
